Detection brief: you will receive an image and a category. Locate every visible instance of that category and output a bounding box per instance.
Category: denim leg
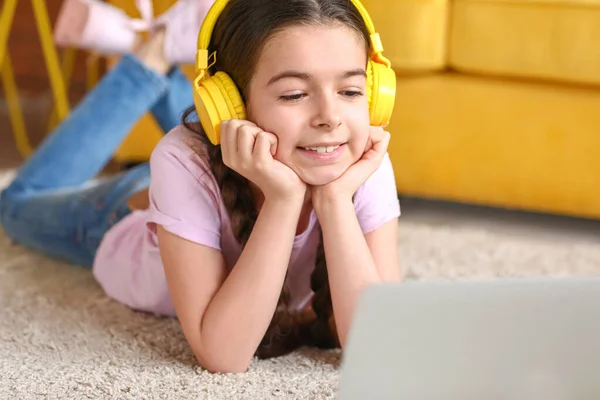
[0,54,168,266]
[0,164,150,267]
[149,67,195,132]
[4,55,169,195]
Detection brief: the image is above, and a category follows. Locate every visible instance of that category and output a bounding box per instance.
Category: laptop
[338,277,600,400]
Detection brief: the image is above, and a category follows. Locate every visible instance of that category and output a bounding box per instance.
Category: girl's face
[246,24,371,186]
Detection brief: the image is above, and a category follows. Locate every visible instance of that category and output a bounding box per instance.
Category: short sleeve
[353,152,401,234]
[146,128,222,250]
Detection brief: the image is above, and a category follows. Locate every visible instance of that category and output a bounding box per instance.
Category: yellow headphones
[193,0,396,145]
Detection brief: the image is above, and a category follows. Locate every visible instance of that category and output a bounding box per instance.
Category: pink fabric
[157,0,215,64]
[93,125,401,316]
[80,0,138,55]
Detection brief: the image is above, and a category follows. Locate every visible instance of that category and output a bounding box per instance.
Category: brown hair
[182,0,370,358]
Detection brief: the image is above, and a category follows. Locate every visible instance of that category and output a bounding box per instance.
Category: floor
[399,196,600,245]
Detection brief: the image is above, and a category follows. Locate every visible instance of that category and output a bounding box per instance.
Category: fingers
[363,136,373,153]
[364,126,385,152]
[364,126,391,162]
[370,125,386,142]
[268,133,278,157]
[220,119,278,171]
[253,132,273,166]
[238,123,262,158]
[371,129,391,153]
[219,120,235,163]
[253,131,278,157]
[221,119,257,167]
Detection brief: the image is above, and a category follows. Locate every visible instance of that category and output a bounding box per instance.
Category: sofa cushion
[364,0,449,71]
[449,0,600,85]
[387,73,600,219]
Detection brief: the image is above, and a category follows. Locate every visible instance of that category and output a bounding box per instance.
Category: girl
[0,0,401,373]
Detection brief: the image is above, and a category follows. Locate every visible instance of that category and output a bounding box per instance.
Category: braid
[308,235,339,349]
[209,145,257,243]
[309,195,359,349]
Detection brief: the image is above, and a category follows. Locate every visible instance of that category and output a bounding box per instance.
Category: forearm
[315,198,381,347]
[200,198,303,371]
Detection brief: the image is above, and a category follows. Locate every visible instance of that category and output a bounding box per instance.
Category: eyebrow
[266,68,367,86]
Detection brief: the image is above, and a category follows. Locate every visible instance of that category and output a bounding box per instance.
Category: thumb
[368,130,391,159]
[364,137,373,153]
[364,126,385,152]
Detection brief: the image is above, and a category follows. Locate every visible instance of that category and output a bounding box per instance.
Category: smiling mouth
[299,144,344,154]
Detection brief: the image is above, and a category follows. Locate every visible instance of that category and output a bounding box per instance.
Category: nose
[311,93,342,130]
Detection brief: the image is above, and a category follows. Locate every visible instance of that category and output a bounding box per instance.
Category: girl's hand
[311,126,391,207]
[220,120,307,202]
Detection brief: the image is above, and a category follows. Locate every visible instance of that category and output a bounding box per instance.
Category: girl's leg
[149,67,194,132]
[4,54,170,195]
[0,34,175,266]
[142,26,195,132]
[0,164,150,267]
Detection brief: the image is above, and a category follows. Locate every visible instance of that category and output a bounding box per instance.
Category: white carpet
[1,170,599,399]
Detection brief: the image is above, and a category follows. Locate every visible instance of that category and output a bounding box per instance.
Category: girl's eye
[279,93,306,102]
[341,90,363,98]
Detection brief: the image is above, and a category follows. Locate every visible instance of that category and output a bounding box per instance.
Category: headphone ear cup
[193,72,247,145]
[213,72,247,120]
[367,60,397,127]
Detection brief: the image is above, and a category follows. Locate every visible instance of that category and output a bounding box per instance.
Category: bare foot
[134,29,171,75]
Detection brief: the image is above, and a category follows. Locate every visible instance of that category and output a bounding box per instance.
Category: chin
[298,167,346,187]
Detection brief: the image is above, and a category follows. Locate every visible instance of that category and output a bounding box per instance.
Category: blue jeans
[0,55,193,268]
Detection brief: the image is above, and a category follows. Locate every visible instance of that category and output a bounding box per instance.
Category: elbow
[190,321,255,373]
[193,348,252,374]
[203,361,250,375]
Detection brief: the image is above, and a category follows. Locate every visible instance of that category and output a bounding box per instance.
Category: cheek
[348,108,371,148]
[248,96,295,135]
[274,133,303,165]
[263,116,302,159]
[249,103,303,155]
[246,95,271,129]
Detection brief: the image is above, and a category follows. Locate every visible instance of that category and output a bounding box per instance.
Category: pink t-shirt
[93,126,401,316]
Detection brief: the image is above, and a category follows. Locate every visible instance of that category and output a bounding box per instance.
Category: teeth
[303,145,340,153]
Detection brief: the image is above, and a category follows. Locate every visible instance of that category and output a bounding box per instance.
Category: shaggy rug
[1,170,599,399]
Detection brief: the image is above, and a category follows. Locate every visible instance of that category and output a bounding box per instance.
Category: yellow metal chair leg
[0,0,18,68]
[1,54,33,158]
[47,48,76,132]
[0,0,31,158]
[86,53,101,91]
[31,0,70,121]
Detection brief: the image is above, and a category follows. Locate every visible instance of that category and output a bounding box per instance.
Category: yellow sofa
[112,0,600,220]
[365,0,600,220]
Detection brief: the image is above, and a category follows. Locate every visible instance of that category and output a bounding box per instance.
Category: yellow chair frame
[0,0,99,159]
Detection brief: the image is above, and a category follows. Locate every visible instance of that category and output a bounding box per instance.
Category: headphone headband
[195,0,389,73]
